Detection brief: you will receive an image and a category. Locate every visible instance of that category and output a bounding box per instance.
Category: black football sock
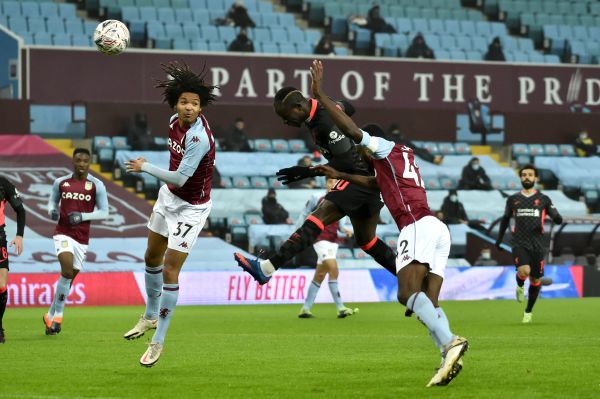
[525,282,541,313]
[0,288,7,330]
[516,273,526,287]
[362,237,397,276]
[270,216,323,269]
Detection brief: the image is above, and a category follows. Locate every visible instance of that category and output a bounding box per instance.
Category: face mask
[471,164,480,170]
[521,180,534,189]
[450,195,458,202]
[481,250,491,260]
[580,133,588,140]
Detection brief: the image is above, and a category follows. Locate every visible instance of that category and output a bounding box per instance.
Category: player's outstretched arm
[545,197,563,224]
[313,165,378,190]
[310,60,363,144]
[125,156,188,188]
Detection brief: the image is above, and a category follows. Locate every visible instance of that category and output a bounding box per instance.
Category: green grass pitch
[1,298,599,399]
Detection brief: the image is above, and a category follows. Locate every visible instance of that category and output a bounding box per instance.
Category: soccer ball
[93,20,130,55]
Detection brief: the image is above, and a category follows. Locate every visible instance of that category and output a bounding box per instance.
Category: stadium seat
[528,144,544,157]
[53,33,71,46]
[112,136,131,150]
[288,139,307,153]
[454,142,471,155]
[232,176,251,188]
[425,177,442,190]
[244,212,263,225]
[268,176,286,189]
[558,144,575,157]
[249,176,269,189]
[271,139,290,153]
[543,144,559,156]
[512,143,529,156]
[383,235,397,249]
[253,139,272,152]
[353,248,371,259]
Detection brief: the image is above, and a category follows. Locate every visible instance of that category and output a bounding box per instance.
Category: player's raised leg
[124,229,167,339]
[516,264,529,303]
[350,213,397,277]
[236,201,344,284]
[46,247,82,335]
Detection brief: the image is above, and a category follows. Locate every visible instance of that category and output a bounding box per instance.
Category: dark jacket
[227,4,256,29]
[405,34,435,59]
[262,197,289,224]
[228,33,254,52]
[458,165,492,190]
[314,36,335,55]
[366,6,396,33]
[221,123,252,151]
[441,197,468,224]
[484,37,506,61]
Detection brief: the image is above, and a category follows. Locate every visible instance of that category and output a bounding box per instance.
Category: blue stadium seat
[157,8,176,24]
[154,38,171,49]
[412,18,428,33]
[147,21,166,39]
[192,10,210,25]
[174,9,193,23]
[249,177,269,189]
[257,1,272,12]
[444,20,460,35]
[249,27,270,42]
[21,2,40,18]
[220,176,233,188]
[279,43,296,54]
[3,2,21,17]
[438,142,455,155]
[267,176,286,189]
[244,212,264,225]
[296,43,314,54]
[58,3,77,19]
[260,42,279,53]
[33,32,52,45]
[53,33,71,46]
[153,0,171,8]
[139,7,158,22]
[232,176,251,188]
[27,17,46,33]
[172,38,191,50]
[271,139,290,152]
[190,40,208,51]
[183,24,200,38]
[353,248,371,259]
[558,144,575,157]
[543,144,559,156]
[253,139,272,152]
[207,42,226,52]
[171,0,189,8]
[454,142,471,155]
[384,235,398,249]
[440,177,457,190]
[512,143,529,156]
[459,20,476,36]
[20,32,34,45]
[270,27,288,43]
[93,136,113,152]
[64,20,84,35]
[528,144,544,157]
[425,177,442,190]
[72,35,93,47]
[288,139,307,153]
[164,23,183,38]
[217,26,236,43]
[112,136,131,150]
[200,25,219,42]
[40,3,59,18]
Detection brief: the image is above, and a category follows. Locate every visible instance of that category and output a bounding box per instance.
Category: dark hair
[155,61,217,108]
[470,157,480,163]
[519,164,538,177]
[73,148,90,157]
[274,86,306,110]
[361,123,386,138]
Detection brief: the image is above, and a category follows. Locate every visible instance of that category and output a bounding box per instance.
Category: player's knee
[61,271,75,280]
[397,291,410,306]
[144,251,162,268]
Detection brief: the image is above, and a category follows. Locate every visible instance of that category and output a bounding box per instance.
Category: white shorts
[396,215,451,278]
[53,234,88,271]
[148,185,211,253]
[313,240,339,263]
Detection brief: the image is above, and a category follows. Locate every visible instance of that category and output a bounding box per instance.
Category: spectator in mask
[458,157,492,190]
[441,190,468,225]
[484,37,506,62]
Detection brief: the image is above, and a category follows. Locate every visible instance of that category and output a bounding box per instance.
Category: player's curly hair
[156,61,218,108]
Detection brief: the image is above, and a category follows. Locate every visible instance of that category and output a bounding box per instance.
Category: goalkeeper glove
[68,211,83,225]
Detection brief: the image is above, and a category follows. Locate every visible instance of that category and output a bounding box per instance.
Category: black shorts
[0,238,8,270]
[325,180,383,219]
[513,246,545,278]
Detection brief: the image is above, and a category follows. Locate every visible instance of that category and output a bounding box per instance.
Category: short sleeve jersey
[51,174,107,245]
[503,190,558,250]
[167,114,216,205]
[359,131,433,229]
